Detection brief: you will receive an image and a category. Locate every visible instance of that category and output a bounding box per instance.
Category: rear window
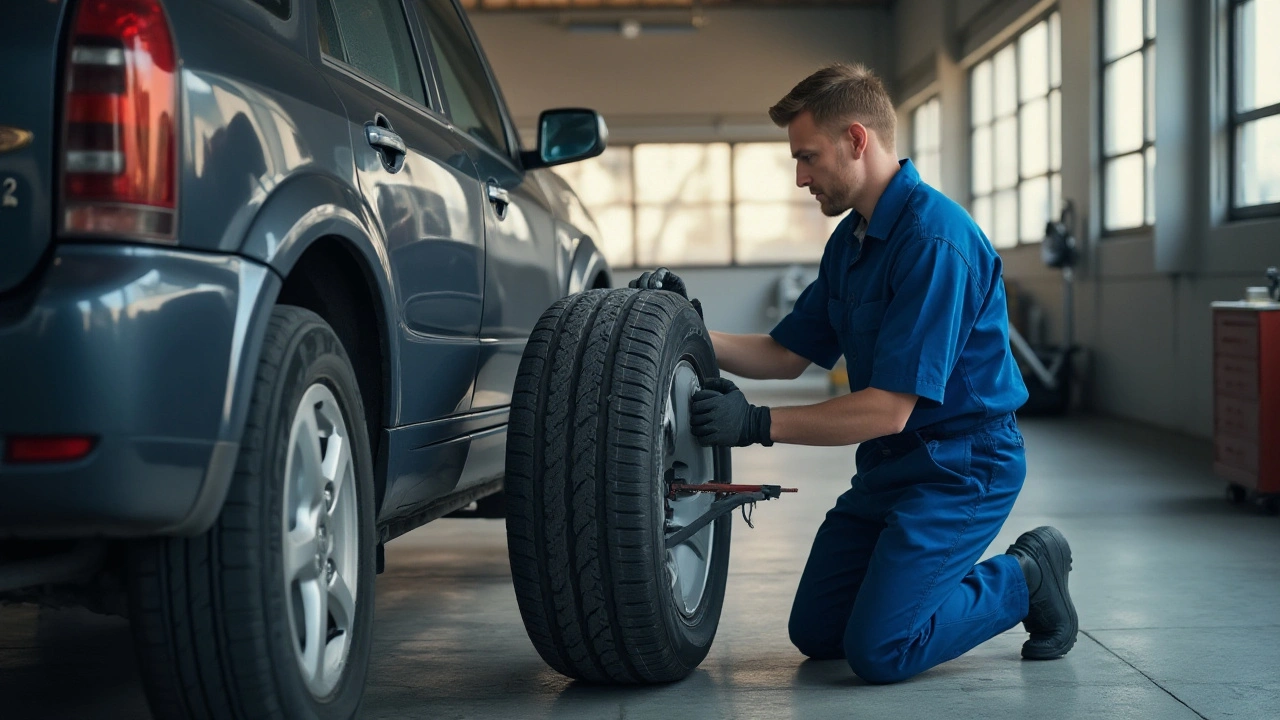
[320,0,428,107]
[252,0,291,20]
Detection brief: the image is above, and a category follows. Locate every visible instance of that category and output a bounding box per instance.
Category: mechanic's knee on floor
[843,623,916,685]
[788,614,845,661]
[845,651,917,685]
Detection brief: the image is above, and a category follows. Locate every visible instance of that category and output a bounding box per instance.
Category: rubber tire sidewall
[260,308,376,718]
[646,301,733,670]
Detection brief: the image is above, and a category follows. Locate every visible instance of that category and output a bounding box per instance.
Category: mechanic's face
[789,111,862,217]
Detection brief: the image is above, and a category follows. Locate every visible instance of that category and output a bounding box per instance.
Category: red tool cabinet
[1212,302,1280,504]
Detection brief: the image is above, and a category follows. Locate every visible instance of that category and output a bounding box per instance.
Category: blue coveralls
[769,159,1032,684]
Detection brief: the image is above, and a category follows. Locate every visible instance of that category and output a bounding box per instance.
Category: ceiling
[459,0,887,10]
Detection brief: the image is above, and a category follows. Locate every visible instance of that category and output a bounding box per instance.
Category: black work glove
[629,267,703,319]
[629,267,687,297]
[690,377,773,448]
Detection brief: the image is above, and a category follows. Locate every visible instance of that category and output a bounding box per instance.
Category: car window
[320,0,427,107]
[415,0,510,156]
[316,0,344,60]
[252,0,290,20]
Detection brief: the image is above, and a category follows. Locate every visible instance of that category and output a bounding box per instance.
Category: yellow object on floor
[828,361,849,395]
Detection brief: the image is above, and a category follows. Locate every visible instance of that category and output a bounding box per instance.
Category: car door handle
[365,120,406,173]
[487,181,510,220]
[366,125,405,154]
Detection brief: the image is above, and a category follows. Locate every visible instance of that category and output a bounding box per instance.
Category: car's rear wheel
[128,306,376,719]
[505,288,732,684]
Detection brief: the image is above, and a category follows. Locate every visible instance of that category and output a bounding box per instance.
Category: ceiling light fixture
[561,1,707,39]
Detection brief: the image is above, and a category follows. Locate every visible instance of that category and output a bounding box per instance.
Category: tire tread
[129,306,372,719]
[505,289,729,685]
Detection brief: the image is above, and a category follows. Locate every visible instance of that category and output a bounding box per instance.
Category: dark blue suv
[0,0,611,716]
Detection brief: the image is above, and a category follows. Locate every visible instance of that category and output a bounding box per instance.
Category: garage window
[911,97,942,188]
[553,142,840,269]
[1231,0,1280,217]
[552,148,636,268]
[969,11,1061,248]
[635,144,733,266]
[732,143,843,264]
[1101,0,1156,233]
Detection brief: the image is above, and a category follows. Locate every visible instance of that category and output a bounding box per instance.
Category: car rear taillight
[60,0,177,242]
[4,436,98,464]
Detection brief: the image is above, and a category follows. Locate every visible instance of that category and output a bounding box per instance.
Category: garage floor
[3,386,1279,719]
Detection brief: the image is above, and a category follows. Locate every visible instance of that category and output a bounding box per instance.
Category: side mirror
[521,109,608,169]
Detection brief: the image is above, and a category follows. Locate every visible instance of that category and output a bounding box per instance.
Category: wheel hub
[282,383,359,699]
[662,361,716,620]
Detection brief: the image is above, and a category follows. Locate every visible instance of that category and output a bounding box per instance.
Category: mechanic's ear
[848,123,870,159]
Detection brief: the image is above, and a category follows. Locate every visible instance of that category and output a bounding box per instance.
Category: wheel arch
[234,173,398,513]
[567,235,612,295]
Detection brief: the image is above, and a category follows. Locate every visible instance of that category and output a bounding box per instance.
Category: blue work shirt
[770,159,1028,433]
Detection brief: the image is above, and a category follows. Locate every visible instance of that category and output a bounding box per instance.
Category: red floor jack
[664,483,797,549]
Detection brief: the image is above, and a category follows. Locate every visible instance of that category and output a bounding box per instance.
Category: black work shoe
[1006,526,1078,660]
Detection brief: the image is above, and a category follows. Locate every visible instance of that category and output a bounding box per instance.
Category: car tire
[505,288,732,684]
[128,306,376,719]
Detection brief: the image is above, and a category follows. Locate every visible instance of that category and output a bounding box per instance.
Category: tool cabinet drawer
[1215,434,1259,475]
[1214,313,1259,358]
[1211,304,1279,494]
[1215,395,1259,440]
[1214,355,1258,398]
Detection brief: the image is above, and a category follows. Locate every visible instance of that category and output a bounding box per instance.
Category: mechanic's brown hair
[769,62,897,152]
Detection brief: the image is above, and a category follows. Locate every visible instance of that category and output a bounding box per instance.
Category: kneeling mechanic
[629,62,1077,685]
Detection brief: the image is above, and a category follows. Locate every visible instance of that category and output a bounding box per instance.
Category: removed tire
[505,288,732,684]
[128,306,376,719]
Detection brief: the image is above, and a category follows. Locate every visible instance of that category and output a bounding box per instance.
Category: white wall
[893,0,1280,439]
[895,0,946,80]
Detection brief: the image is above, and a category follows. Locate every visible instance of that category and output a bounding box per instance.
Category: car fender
[237,167,401,418]
[567,234,612,295]
[172,172,402,535]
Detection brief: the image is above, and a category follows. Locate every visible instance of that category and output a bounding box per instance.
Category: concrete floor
[3,387,1279,719]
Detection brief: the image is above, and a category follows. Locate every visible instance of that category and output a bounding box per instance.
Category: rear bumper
[0,244,278,538]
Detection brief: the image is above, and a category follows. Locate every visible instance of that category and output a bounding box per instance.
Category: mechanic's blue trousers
[787,413,1029,684]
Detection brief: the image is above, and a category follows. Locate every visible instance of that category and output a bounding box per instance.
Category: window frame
[634,142,734,268]
[1099,0,1156,236]
[252,0,291,20]
[316,0,434,112]
[911,96,943,188]
[554,141,843,270]
[410,0,523,165]
[1229,0,1280,219]
[967,9,1063,249]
